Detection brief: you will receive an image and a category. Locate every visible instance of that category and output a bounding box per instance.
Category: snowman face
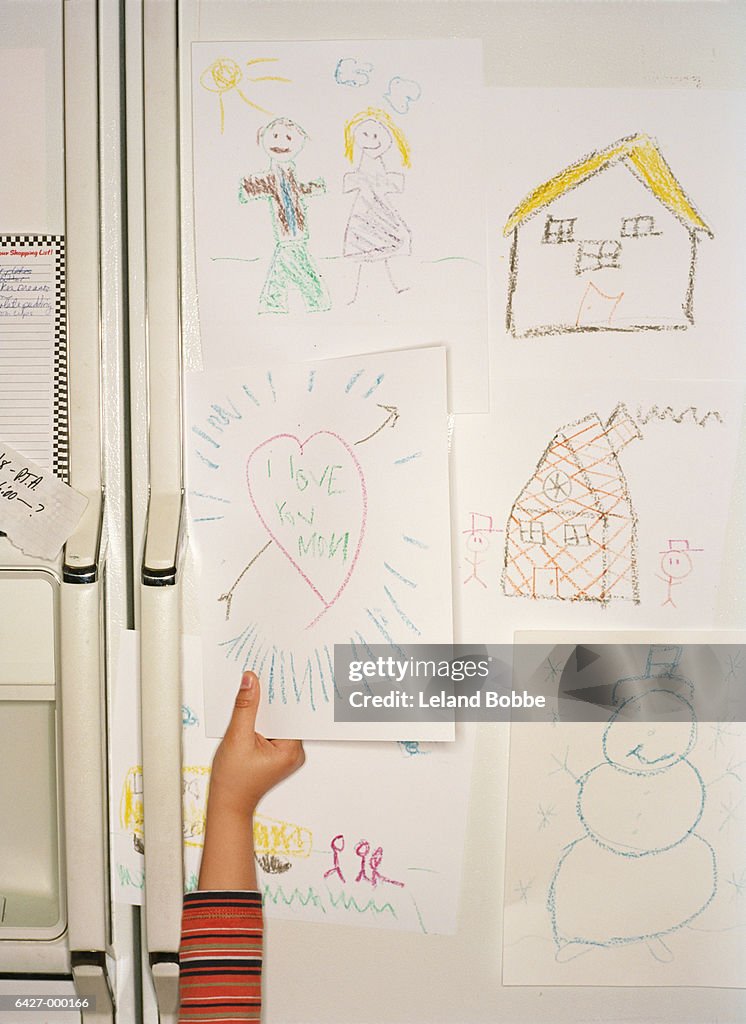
[602,690,696,772]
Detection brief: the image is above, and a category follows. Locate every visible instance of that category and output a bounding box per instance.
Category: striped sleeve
[178,890,263,1023]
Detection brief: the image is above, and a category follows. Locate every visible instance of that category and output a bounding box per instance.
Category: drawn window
[543,216,576,244]
[576,240,622,275]
[621,215,659,238]
[519,521,545,544]
[563,523,590,546]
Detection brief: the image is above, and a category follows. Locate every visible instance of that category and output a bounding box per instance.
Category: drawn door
[532,566,559,598]
[576,281,624,329]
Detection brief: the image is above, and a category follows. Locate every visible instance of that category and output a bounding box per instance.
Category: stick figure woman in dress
[342,107,412,303]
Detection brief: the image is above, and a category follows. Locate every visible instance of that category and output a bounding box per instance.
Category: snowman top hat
[611,644,694,708]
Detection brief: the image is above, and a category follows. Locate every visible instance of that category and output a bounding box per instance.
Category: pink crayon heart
[246,431,367,627]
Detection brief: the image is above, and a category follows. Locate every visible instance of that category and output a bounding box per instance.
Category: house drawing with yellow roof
[503,134,713,337]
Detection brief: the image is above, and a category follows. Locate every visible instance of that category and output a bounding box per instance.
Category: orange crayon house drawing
[502,403,641,605]
[504,134,713,337]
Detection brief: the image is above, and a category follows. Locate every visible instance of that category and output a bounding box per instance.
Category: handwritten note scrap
[0,236,68,478]
[0,440,87,559]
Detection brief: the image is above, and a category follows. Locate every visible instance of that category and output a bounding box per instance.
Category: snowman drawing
[548,645,717,962]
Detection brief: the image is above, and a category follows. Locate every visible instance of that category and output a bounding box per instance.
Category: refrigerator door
[0,1,132,1020]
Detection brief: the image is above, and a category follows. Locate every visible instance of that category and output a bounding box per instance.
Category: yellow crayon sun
[200,57,291,134]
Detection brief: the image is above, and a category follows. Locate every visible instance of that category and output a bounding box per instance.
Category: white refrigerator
[1,3,745,1024]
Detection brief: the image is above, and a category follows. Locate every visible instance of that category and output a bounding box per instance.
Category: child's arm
[199,670,304,889]
[178,673,303,1024]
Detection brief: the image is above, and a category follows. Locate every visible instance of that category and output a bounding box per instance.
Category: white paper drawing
[114,630,473,933]
[487,89,746,383]
[186,348,453,740]
[455,380,745,642]
[182,729,477,935]
[189,40,488,411]
[503,641,746,986]
[132,636,477,935]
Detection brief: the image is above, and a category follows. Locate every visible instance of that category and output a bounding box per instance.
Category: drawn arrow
[354,404,400,446]
[219,539,273,620]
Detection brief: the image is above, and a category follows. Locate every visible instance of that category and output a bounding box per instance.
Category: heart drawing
[246,431,368,627]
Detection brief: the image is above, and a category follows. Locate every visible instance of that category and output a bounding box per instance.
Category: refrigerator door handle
[141,493,183,588]
[140,0,185,1002]
[71,953,115,1024]
[140,539,184,974]
[149,954,181,1019]
[63,494,104,584]
[61,3,112,1020]
[60,538,112,980]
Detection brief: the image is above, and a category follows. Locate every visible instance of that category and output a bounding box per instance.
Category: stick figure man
[355,839,372,882]
[463,512,501,588]
[240,118,330,314]
[656,539,703,608]
[323,834,346,883]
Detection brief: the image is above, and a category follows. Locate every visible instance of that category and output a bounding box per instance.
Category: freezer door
[0,0,131,1020]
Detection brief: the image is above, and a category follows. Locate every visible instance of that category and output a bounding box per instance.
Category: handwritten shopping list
[0,441,87,559]
[186,347,454,742]
[0,236,68,478]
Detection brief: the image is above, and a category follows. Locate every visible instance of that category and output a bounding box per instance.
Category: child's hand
[208,671,305,820]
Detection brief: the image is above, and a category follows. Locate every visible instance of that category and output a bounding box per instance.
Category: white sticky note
[0,440,87,559]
